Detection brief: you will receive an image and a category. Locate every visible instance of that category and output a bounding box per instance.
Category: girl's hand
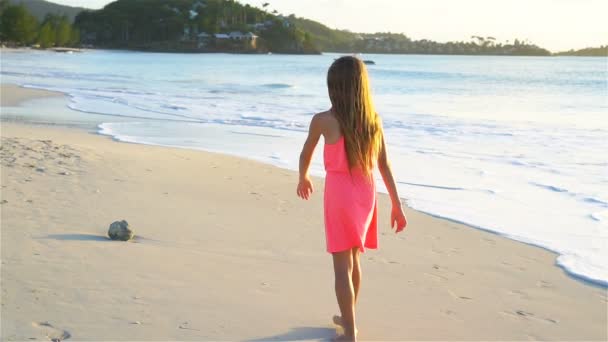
[391,205,407,233]
[297,176,314,200]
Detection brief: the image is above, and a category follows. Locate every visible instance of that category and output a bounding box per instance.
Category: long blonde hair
[327,56,382,176]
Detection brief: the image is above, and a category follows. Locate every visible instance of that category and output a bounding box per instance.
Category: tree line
[73,0,318,54]
[0,0,79,48]
[289,16,553,56]
[0,0,605,57]
[554,45,607,57]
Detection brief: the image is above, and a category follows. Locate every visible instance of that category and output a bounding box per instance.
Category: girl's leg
[351,247,361,303]
[333,247,362,332]
[332,249,357,340]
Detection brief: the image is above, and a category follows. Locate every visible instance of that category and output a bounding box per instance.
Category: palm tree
[262,2,269,20]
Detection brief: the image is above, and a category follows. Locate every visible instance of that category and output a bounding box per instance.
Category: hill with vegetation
[2,0,599,57]
[7,0,85,22]
[554,45,607,57]
[73,0,318,54]
[73,0,551,56]
[288,15,550,56]
[0,0,80,47]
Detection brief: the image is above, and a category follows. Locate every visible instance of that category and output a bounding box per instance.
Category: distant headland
[1,0,606,56]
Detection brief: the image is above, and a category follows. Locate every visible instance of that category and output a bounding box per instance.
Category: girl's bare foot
[332,315,358,337]
[332,334,356,342]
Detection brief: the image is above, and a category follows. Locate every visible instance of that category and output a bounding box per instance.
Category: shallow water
[2,49,607,285]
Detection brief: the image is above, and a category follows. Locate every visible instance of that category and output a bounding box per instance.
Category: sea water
[1,49,607,285]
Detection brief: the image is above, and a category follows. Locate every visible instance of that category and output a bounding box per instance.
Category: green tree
[0,4,38,44]
[37,21,55,48]
[55,15,72,46]
[69,27,80,46]
[0,0,9,16]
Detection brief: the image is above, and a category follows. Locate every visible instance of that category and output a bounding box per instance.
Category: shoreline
[2,82,607,288]
[3,46,607,57]
[1,86,606,340]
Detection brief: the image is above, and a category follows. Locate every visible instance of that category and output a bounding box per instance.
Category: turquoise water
[2,49,607,285]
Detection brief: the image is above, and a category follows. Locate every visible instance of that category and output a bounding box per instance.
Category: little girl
[297,56,407,341]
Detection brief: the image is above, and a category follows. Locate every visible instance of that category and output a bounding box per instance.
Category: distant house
[252,23,266,31]
[197,32,211,48]
[229,32,258,48]
[182,26,191,41]
[229,31,245,40]
[214,33,230,40]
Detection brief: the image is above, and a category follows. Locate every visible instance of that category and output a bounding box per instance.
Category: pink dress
[323,136,378,253]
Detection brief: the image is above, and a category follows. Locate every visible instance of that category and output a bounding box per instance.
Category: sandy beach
[0,84,64,107]
[1,85,606,341]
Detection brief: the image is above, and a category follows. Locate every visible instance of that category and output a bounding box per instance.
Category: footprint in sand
[482,237,496,245]
[447,289,473,301]
[31,321,71,341]
[507,289,531,300]
[536,280,553,289]
[178,321,200,331]
[433,264,465,277]
[440,309,464,322]
[423,272,448,282]
[499,310,558,324]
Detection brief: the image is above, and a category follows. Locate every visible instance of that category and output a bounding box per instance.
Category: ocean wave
[161,104,188,111]
[530,182,608,208]
[530,181,569,193]
[4,70,133,83]
[397,181,466,191]
[261,83,294,89]
[589,211,608,222]
[584,197,608,207]
[397,181,500,195]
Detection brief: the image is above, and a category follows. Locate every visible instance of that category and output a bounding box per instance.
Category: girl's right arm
[297,114,323,200]
[378,132,408,232]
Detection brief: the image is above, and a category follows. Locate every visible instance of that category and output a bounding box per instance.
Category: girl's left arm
[297,114,323,200]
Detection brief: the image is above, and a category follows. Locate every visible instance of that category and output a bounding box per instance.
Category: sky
[50,0,607,52]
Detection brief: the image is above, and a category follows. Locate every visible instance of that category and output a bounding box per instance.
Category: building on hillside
[251,23,266,31]
[197,32,211,48]
[181,27,191,41]
[229,31,245,40]
[226,32,258,49]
